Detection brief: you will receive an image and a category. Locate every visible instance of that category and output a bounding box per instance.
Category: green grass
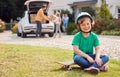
[0,44,120,77]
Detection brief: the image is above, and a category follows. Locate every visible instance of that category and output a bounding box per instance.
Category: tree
[0,0,26,22]
[82,7,95,16]
[94,0,113,33]
[96,0,113,20]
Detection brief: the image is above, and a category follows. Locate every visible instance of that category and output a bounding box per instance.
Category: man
[35,4,50,38]
[62,13,69,32]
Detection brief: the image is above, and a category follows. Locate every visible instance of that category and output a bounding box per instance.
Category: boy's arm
[73,45,95,64]
[95,46,101,59]
[95,46,102,66]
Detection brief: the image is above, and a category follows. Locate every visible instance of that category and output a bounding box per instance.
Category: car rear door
[25,0,50,13]
[25,0,51,24]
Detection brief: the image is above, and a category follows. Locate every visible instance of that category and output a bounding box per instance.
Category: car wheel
[48,33,54,37]
[21,31,26,38]
[17,29,21,37]
[41,33,44,36]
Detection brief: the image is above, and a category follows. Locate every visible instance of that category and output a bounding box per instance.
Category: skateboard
[55,61,76,70]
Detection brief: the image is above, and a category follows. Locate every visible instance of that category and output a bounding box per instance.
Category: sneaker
[100,65,108,72]
[84,67,100,75]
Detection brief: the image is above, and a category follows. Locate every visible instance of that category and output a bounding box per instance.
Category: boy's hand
[86,56,95,64]
[95,58,103,66]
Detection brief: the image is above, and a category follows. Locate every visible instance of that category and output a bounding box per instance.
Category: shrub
[11,23,18,33]
[66,22,77,35]
[94,0,113,33]
[112,19,120,31]
[101,30,120,35]
[72,29,79,35]
[0,19,6,32]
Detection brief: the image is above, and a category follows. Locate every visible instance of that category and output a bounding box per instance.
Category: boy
[72,12,109,75]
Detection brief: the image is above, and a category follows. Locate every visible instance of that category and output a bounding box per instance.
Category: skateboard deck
[55,61,75,70]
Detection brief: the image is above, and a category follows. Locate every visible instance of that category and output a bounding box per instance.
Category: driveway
[0,31,120,60]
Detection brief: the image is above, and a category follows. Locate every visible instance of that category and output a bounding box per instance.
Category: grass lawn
[0,44,120,77]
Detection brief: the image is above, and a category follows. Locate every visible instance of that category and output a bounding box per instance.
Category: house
[48,0,120,19]
[104,0,120,19]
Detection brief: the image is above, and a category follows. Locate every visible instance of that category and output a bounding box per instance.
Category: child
[53,12,62,38]
[72,12,109,75]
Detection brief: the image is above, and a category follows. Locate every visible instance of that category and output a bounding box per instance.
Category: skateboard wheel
[67,67,72,70]
[62,65,67,68]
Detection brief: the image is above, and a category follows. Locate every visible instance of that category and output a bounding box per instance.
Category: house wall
[105,0,120,19]
[48,0,120,19]
[48,0,88,15]
[95,0,120,19]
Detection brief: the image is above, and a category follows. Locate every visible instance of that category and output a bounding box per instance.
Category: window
[118,8,120,18]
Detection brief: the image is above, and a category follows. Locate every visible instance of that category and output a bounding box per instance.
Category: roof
[69,0,97,6]
[24,0,52,5]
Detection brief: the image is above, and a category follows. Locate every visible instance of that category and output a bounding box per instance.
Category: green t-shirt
[72,32,100,57]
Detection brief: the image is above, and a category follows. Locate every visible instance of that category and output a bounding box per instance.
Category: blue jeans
[74,54,109,68]
[63,22,68,29]
[36,21,41,37]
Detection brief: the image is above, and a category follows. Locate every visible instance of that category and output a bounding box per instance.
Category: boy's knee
[105,55,109,61]
[74,55,82,62]
[102,55,109,62]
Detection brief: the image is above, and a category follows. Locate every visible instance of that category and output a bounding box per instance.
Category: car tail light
[24,26,33,29]
[47,26,53,28]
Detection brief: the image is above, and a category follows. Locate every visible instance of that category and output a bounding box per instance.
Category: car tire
[21,31,26,38]
[17,29,21,37]
[41,33,44,36]
[48,33,54,37]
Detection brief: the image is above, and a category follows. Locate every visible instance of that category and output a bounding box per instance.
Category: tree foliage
[0,0,26,22]
[82,7,95,16]
[93,0,113,34]
[96,0,113,20]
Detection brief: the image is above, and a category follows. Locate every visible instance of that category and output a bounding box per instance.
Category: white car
[17,0,54,38]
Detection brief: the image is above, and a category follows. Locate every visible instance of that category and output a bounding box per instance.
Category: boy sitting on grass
[72,12,109,75]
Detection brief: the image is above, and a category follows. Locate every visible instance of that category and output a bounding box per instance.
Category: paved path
[0,31,120,60]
